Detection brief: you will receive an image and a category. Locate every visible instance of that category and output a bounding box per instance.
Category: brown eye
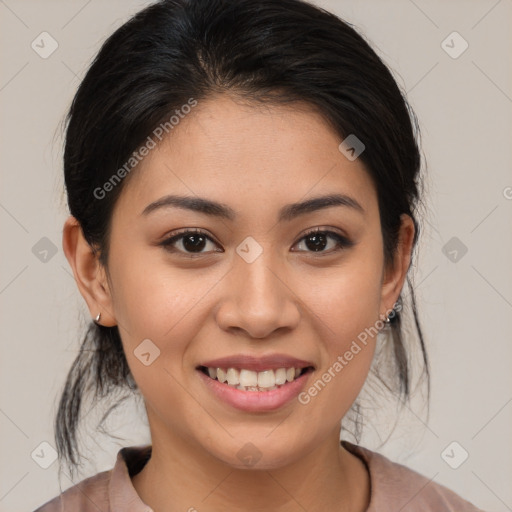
[159,227,353,257]
[160,229,221,255]
[292,229,353,254]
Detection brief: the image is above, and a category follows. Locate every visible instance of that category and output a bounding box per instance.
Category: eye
[159,228,221,256]
[159,227,353,257]
[292,228,353,255]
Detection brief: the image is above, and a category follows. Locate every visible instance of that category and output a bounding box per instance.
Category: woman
[34,0,485,510]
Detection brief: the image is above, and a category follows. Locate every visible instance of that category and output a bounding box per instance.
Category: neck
[131,421,370,512]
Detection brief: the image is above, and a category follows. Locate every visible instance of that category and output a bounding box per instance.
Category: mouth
[195,354,315,411]
[197,365,314,392]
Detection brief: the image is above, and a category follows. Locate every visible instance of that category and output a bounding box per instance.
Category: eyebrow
[141,193,365,221]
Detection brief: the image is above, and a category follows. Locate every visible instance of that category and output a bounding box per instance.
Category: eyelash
[159,227,353,257]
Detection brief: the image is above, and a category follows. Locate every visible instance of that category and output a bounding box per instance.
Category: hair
[56,0,430,478]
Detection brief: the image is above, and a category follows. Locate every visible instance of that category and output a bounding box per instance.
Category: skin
[63,94,415,512]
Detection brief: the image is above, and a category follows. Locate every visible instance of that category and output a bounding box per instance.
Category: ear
[62,215,117,327]
[379,214,415,318]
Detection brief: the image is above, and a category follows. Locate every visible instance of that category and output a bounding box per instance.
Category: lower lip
[197,369,311,412]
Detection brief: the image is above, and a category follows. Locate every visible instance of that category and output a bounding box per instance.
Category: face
[79,94,410,469]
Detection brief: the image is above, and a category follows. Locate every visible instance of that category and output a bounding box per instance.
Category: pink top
[33,441,485,511]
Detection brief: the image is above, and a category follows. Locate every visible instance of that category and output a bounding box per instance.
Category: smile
[196,365,314,412]
[199,366,312,392]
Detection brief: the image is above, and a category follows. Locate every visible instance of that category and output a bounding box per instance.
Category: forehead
[115,94,377,220]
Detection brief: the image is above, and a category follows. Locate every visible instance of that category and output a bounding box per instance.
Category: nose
[215,252,301,339]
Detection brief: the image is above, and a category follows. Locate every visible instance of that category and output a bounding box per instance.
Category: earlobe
[380,214,415,317]
[62,216,117,327]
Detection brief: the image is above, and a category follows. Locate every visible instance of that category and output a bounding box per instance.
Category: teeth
[239,369,258,387]
[226,368,239,386]
[217,368,227,383]
[204,366,307,391]
[275,368,287,385]
[258,370,275,388]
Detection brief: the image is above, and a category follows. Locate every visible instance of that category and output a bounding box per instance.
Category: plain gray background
[1,1,511,511]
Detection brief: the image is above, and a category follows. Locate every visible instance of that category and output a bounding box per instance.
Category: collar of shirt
[107,441,376,511]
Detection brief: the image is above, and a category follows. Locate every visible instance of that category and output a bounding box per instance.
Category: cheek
[107,247,221,365]
[304,251,383,345]
[109,243,193,331]
[295,256,382,415]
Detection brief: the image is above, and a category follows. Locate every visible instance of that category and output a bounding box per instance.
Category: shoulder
[32,469,111,512]
[32,444,152,512]
[342,441,487,512]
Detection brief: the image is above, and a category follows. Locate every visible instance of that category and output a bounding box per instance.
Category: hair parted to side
[56,0,429,478]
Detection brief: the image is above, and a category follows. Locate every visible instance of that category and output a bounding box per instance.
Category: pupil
[306,233,326,252]
[183,234,206,252]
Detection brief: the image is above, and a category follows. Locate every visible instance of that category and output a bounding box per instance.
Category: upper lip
[198,354,315,372]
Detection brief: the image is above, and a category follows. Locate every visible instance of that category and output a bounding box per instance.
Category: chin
[202,432,315,471]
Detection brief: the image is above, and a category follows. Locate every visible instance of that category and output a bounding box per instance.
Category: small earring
[93,313,101,325]
[385,300,400,325]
